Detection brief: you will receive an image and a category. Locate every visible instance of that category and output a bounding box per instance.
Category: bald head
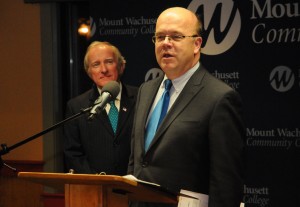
[154,7,203,79]
[156,7,202,36]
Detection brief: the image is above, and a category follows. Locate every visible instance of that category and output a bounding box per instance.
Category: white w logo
[270,66,295,92]
[188,0,241,55]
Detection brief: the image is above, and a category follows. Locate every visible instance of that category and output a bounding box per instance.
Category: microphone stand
[0,106,93,172]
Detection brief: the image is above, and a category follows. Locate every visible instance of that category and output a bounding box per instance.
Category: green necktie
[108,101,118,134]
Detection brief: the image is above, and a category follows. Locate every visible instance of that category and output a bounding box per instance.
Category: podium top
[18,172,137,189]
[18,172,178,204]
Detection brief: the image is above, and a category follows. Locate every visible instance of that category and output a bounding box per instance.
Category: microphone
[88,81,120,120]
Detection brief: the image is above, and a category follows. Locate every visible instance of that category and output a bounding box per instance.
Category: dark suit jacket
[64,83,138,175]
[128,65,245,207]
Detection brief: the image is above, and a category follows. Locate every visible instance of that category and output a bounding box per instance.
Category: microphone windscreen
[102,81,120,99]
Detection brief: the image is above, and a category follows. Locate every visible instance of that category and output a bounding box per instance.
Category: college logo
[269,65,295,92]
[187,0,241,55]
[89,17,97,38]
[145,68,164,82]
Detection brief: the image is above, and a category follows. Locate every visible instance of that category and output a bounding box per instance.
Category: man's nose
[99,64,108,73]
[163,36,172,43]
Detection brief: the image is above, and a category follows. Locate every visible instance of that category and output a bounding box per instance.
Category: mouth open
[163,53,173,58]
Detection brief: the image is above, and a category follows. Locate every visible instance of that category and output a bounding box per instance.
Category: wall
[0,0,43,161]
[0,1,44,206]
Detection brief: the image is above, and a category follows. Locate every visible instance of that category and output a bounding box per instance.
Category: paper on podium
[123,174,161,187]
[177,189,245,207]
[178,189,208,207]
[123,175,199,200]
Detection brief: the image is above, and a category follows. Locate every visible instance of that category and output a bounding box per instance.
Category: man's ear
[194,37,202,53]
[119,64,125,76]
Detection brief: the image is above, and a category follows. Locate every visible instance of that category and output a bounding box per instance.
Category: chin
[103,79,118,86]
[161,63,175,71]
[96,81,108,88]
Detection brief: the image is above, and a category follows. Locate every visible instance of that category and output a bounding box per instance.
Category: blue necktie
[108,101,118,134]
[145,79,172,151]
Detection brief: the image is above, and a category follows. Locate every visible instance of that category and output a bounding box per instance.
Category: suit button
[141,162,148,168]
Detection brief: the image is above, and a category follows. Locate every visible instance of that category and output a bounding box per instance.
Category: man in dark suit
[128,7,245,207]
[64,41,137,175]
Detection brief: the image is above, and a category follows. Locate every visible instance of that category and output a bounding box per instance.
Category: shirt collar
[164,62,200,93]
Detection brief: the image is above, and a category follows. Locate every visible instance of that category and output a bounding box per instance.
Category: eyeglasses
[152,34,199,43]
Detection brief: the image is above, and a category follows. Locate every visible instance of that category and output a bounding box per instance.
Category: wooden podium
[18,172,178,207]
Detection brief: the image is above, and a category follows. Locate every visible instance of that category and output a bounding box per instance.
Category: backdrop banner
[89,0,300,206]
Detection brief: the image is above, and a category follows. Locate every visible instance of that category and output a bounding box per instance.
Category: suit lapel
[94,104,114,135]
[117,85,136,136]
[139,76,164,151]
[88,85,115,135]
[146,66,207,152]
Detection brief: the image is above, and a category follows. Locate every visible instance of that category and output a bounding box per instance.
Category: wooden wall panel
[0,160,44,207]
